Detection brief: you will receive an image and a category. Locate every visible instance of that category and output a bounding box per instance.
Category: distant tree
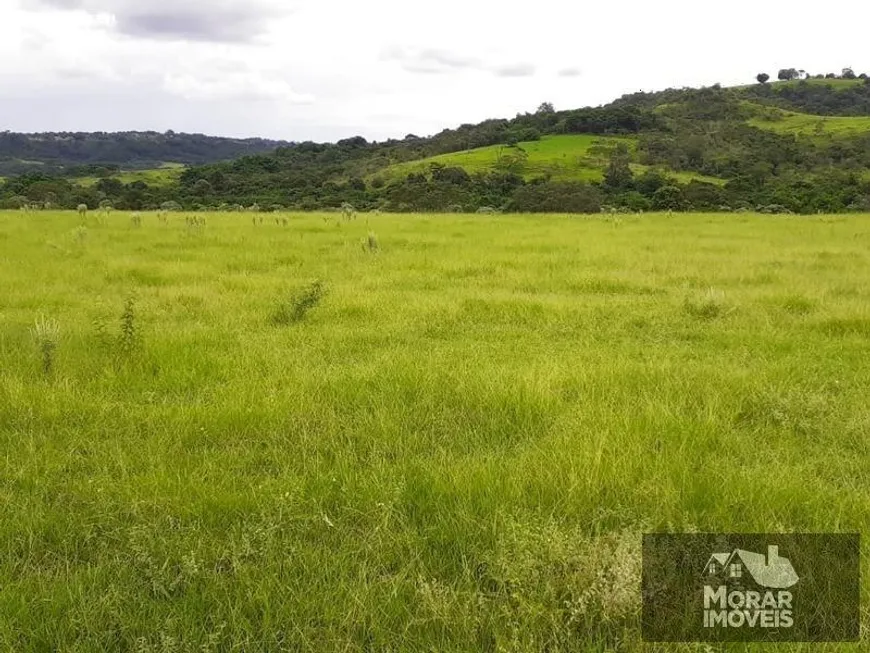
[825,72,837,79]
[508,181,602,213]
[651,185,684,211]
[347,177,366,191]
[841,67,856,79]
[604,144,634,190]
[7,195,29,209]
[635,170,668,196]
[431,166,471,186]
[536,102,555,114]
[193,179,212,196]
[859,73,868,80]
[95,177,123,196]
[777,68,799,81]
[756,73,770,84]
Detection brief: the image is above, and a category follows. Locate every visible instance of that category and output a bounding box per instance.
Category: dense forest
[3,74,870,214]
[0,131,289,176]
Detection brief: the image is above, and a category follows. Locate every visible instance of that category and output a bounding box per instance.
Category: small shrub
[30,316,60,376]
[341,202,357,221]
[272,281,326,325]
[72,226,88,245]
[92,310,111,347]
[119,295,139,354]
[757,204,793,215]
[362,232,379,253]
[780,294,816,315]
[683,288,734,319]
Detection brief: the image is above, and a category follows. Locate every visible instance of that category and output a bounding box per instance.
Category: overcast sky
[1,0,867,142]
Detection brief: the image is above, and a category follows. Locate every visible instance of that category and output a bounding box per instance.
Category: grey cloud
[493,63,536,78]
[384,46,538,79]
[558,67,582,78]
[22,0,85,8]
[383,46,480,74]
[117,10,270,42]
[22,0,290,42]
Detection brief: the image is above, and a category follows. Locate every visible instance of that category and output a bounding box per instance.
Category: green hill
[379,134,631,181]
[746,104,870,137]
[375,134,727,186]
[3,74,870,214]
[72,163,185,188]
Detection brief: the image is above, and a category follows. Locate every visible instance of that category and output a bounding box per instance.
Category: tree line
[2,76,870,214]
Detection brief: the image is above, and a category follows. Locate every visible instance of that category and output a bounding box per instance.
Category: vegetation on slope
[2,75,870,213]
[746,104,870,137]
[378,134,726,186]
[71,163,186,188]
[378,134,635,181]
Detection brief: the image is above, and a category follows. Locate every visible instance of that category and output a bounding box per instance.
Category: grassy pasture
[748,106,870,137]
[377,134,725,186]
[1,210,869,651]
[771,78,866,90]
[73,163,185,188]
[735,79,866,92]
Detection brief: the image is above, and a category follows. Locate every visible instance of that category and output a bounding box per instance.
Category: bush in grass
[30,316,60,376]
[362,232,379,253]
[272,281,326,325]
[683,288,734,319]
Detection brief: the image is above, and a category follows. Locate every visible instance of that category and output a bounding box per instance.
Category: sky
[0,0,868,143]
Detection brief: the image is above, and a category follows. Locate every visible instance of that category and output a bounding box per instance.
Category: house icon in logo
[703,545,799,589]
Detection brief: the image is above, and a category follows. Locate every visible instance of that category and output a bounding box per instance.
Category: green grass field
[736,79,866,92]
[377,135,725,186]
[770,78,866,90]
[73,163,185,188]
[748,105,870,137]
[1,210,869,651]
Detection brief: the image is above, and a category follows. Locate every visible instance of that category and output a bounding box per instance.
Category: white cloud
[22,0,295,41]
[1,0,869,140]
[163,72,314,103]
[493,63,537,78]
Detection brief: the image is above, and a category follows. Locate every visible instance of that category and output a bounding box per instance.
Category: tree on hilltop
[756,73,770,84]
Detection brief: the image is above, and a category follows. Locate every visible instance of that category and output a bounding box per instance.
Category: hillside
[0,131,289,177]
[2,75,870,213]
[745,104,870,137]
[375,134,726,186]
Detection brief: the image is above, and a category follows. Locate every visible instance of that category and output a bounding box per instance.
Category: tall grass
[29,315,60,376]
[1,210,868,650]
